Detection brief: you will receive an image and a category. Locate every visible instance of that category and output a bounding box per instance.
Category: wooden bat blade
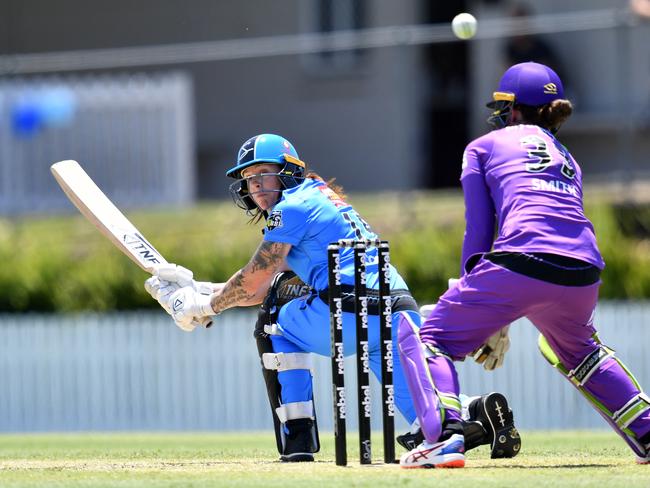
[51,160,166,273]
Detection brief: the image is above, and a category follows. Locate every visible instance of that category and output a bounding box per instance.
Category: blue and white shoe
[399,434,465,469]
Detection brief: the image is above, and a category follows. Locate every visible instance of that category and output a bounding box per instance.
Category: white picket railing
[0,302,649,433]
[0,73,194,215]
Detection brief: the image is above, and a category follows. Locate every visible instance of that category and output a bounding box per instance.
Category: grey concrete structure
[0,0,648,203]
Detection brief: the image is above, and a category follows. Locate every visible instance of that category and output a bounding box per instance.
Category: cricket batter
[145,134,520,462]
[398,62,650,468]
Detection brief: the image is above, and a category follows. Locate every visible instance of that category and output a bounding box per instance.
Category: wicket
[327,238,395,466]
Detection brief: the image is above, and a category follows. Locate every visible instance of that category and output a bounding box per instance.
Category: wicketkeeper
[398,62,650,469]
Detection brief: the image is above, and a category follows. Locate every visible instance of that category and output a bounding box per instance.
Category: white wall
[1,302,649,434]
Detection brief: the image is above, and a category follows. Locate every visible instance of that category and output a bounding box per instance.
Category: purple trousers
[419,258,650,444]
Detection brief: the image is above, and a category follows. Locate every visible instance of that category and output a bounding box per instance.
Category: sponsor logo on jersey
[317,183,347,208]
[266,210,283,231]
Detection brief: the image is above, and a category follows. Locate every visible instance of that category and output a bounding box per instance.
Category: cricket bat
[51,160,212,327]
[51,160,165,272]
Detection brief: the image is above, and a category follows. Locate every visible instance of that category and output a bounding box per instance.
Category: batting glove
[145,266,215,329]
[153,263,215,294]
[167,286,215,332]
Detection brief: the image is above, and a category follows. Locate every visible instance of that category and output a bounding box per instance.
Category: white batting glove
[145,264,215,329]
[144,276,214,330]
[153,263,215,294]
[144,276,178,314]
[145,263,215,303]
[472,325,511,371]
[154,263,193,285]
[167,286,215,332]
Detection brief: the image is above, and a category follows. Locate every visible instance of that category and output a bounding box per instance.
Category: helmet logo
[283,140,290,150]
[543,83,558,95]
[238,144,254,163]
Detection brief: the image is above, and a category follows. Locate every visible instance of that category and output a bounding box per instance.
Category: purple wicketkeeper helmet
[487,62,565,129]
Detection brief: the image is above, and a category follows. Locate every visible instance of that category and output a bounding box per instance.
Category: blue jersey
[263,178,407,291]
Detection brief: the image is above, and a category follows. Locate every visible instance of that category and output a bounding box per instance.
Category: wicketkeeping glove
[472,325,511,371]
[419,276,511,371]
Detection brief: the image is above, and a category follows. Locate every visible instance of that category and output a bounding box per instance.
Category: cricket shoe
[399,434,465,469]
[636,432,650,464]
[396,429,424,451]
[636,442,650,465]
[398,421,491,453]
[469,392,521,459]
[279,419,315,462]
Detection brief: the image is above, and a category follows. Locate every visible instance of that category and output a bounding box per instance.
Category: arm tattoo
[249,241,289,274]
[211,241,290,314]
[211,270,252,314]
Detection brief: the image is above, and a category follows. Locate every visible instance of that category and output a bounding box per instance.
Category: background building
[1,0,647,210]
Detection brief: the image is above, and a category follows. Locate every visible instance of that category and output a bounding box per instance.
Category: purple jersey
[460,124,604,274]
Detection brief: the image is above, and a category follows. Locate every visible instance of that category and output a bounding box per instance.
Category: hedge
[0,191,648,312]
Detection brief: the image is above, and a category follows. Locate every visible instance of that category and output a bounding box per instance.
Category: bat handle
[198,316,213,329]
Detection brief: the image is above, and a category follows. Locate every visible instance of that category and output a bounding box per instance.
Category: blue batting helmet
[226,134,306,215]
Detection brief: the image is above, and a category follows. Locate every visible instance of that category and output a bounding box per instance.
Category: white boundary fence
[0,73,194,215]
[1,302,649,433]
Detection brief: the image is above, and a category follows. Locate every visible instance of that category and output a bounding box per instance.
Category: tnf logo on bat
[123,232,163,265]
[266,210,283,231]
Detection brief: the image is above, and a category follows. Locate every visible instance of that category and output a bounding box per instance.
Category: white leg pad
[262,352,313,372]
[276,400,314,423]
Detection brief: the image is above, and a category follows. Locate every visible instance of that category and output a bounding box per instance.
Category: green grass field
[1,431,648,487]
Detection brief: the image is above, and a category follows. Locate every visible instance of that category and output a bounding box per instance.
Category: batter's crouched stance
[258,271,521,462]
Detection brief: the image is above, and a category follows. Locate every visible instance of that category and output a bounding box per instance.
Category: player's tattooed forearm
[249,241,289,273]
[210,270,254,313]
[209,242,288,313]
